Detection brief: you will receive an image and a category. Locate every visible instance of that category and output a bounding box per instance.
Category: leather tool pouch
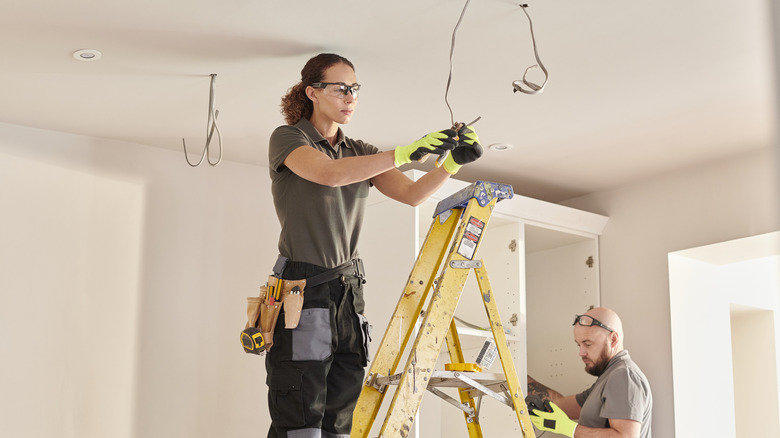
[245,275,306,353]
[283,285,304,329]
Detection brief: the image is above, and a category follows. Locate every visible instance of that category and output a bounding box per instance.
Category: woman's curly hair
[280,53,355,125]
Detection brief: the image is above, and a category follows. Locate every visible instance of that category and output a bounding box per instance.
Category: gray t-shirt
[575,350,653,438]
[269,118,380,268]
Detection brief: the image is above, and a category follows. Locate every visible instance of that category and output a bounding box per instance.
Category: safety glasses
[573,314,614,333]
[311,82,360,99]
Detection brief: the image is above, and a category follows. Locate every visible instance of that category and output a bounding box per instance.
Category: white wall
[1,149,143,438]
[669,235,780,437]
[0,122,279,438]
[563,146,780,438]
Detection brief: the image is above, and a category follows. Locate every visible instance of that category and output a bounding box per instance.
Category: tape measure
[241,327,266,354]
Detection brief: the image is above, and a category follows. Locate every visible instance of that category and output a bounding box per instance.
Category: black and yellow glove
[394,129,457,167]
[530,401,578,437]
[442,125,483,174]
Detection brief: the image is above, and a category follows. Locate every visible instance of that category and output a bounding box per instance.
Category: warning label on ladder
[457,216,485,259]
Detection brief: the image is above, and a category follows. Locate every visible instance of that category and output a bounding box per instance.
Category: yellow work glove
[530,402,578,437]
[394,129,457,167]
[442,124,483,174]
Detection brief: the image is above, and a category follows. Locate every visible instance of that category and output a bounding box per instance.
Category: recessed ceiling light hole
[73,49,102,61]
[488,143,513,152]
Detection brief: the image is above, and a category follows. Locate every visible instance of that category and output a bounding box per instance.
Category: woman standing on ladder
[266,53,483,437]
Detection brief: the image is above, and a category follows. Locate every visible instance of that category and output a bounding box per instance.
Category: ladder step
[374,370,515,410]
[375,370,507,391]
[445,363,483,372]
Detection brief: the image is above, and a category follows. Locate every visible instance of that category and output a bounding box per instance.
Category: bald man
[527,307,652,438]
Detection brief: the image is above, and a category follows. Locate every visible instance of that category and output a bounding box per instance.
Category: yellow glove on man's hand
[394,129,457,168]
[530,402,578,437]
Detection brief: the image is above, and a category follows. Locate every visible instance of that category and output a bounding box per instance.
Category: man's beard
[585,345,611,376]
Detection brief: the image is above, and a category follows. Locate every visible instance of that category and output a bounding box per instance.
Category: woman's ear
[305,86,318,103]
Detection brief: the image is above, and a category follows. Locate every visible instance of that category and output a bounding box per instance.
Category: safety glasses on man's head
[573,314,614,332]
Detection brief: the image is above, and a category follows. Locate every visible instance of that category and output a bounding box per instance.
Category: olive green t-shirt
[269,118,380,268]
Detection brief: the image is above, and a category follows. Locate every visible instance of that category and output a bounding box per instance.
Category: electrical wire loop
[182,74,223,167]
[512,5,548,95]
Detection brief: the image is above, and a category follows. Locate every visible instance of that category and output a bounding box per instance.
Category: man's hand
[530,401,578,437]
[442,125,483,174]
[394,129,457,167]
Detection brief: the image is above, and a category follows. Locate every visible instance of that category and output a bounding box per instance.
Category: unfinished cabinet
[359,172,608,438]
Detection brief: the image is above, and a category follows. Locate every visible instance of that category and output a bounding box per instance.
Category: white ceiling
[1,0,776,202]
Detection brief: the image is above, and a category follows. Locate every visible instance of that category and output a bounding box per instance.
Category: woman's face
[309,62,358,125]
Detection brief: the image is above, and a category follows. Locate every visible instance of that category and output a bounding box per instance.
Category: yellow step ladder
[351,181,535,438]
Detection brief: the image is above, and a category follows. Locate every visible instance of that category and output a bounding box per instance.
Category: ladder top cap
[434,181,514,217]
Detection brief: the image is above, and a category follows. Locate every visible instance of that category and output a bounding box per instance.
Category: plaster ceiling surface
[0,0,776,201]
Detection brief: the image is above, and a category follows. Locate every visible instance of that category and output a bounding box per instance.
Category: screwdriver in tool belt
[268,277,283,305]
[274,277,282,302]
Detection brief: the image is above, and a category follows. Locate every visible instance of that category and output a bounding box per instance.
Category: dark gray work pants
[265,260,370,438]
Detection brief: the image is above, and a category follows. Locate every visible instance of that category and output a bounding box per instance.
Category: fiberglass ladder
[350,181,535,438]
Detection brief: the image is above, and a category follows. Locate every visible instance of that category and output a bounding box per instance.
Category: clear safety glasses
[573,314,615,333]
[311,82,360,99]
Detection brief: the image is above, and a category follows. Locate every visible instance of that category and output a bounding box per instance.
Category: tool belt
[242,257,365,355]
[300,258,366,288]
